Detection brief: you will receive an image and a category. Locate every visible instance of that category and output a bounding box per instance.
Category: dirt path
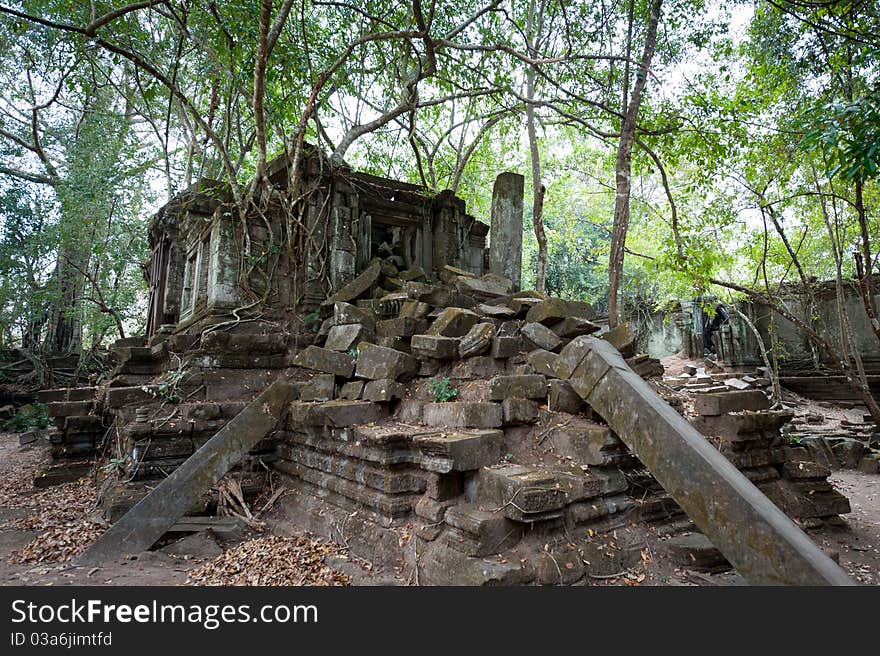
[813,471,880,585]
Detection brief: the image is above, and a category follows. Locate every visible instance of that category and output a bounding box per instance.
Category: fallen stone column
[556,336,853,586]
[77,378,297,566]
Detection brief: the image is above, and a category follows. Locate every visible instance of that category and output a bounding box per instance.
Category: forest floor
[0,429,877,586]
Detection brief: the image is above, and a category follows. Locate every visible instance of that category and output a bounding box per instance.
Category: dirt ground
[0,430,877,586]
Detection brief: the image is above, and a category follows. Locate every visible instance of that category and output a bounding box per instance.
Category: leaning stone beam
[78,379,296,566]
[557,336,853,585]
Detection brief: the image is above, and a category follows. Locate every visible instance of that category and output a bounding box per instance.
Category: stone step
[276,443,426,494]
[412,429,503,471]
[442,503,522,556]
[477,464,570,521]
[272,460,417,517]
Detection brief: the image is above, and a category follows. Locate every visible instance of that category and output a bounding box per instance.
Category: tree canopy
[0,0,877,369]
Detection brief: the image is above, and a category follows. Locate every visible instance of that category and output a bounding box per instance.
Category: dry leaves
[6,478,105,564]
[186,534,351,586]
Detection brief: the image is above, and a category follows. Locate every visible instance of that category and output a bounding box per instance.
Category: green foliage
[304,310,322,334]
[2,403,50,432]
[428,377,459,402]
[801,94,880,182]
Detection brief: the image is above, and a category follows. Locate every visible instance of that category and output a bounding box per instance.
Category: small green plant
[428,377,459,402]
[788,434,803,446]
[304,310,321,333]
[346,346,359,358]
[2,403,50,432]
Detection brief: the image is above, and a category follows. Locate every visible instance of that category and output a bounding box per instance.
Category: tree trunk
[608,0,662,327]
[525,0,547,292]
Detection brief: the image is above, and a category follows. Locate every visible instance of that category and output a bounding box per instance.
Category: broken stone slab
[288,400,387,427]
[540,420,626,466]
[558,335,853,586]
[355,342,419,381]
[324,323,375,352]
[362,379,406,403]
[663,533,731,572]
[332,301,377,330]
[600,323,635,359]
[524,298,570,325]
[488,374,547,401]
[502,398,540,425]
[548,379,584,414]
[293,346,356,377]
[440,264,475,284]
[299,374,336,402]
[339,380,365,400]
[443,504,523,556]
[522,322,562,352]
[77,379,297,566]
[325,261,382,304]
[724,378,752,391]
[490,335,526,358]
[411,334,459,360]
[413,429,503,470]
[422,402,502,429]
[527,349,559,377]
[377,317,426,338]
[400,300,431,319]
[550,316,601,338]
[478,303,516,318]
[457,275,513,299]
[450,356,506,380]
[398,266,427,282]
[478,464,569,520]
[693,390,770,416]
[458,322,496,358]
[690,409,793,441]
[426,307,480,337]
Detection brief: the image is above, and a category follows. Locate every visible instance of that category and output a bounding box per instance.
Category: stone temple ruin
[33,148,857,585]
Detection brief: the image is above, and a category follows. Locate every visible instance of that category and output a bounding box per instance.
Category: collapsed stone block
[377,317,426,338]
[363,379,406,402]
[411,334,459,360]
[422,402,503,428]
[427,307,480,337]
[325,261,382,304]
[324,323,374,352]
[527,349,558,377]
[478,464,569,521]
[550,316,600,338]
[414,428,503,470]
[502,398,540,425]
[547,380,584,414]
[692,390,770,416]
[488,375,547,401]
[525,298,570,325]
[355,342,419,381]
[490,335,526,358]
[288,400,387,427]
[293,346,356,377]
[458,322,496,358]
[333,301,377,330]
[443,504,522,556]
[478,303,516,318]
[299,374,336,402]
[339,380,365,400]
[522,322,562,352]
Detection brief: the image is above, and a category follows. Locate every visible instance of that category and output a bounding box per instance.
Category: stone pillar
[489,172,524,290]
